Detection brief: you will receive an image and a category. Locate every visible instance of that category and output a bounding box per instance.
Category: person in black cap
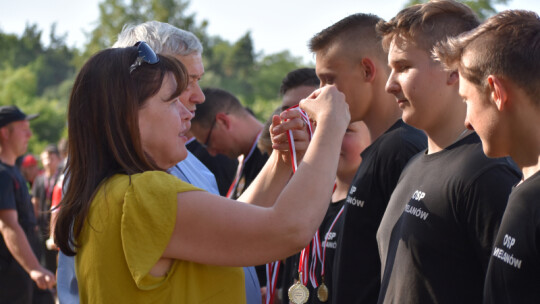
[0,105,56,303]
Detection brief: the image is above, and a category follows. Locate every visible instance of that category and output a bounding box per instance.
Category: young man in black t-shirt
[376,2,521,303]
[0,105,56,303]
[435,10,540,303]
[308,14,427,303]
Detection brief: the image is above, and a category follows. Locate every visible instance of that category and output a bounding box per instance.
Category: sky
[1,0,539,64]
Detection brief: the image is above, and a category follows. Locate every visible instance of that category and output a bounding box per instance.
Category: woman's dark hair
[55,46,188,255]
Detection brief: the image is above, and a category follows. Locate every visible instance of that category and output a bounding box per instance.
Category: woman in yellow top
[54,42,350,303]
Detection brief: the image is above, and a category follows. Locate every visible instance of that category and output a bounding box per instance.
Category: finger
[279,108,302,121]
[46,274,56,288]
[37,277,46,290]
[272,118,305,135]
[271,133,290,145]
[289,129,309,142]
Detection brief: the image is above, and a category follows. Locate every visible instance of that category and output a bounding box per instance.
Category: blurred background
[0,0,537,154]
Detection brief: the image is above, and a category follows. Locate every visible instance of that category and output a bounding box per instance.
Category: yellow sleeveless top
[76,171,246,303]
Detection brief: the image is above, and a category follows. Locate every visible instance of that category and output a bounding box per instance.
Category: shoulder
[452,135,520,183]
[369,120,426,163]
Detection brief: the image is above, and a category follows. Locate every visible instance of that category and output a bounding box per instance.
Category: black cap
[0,106,39,128]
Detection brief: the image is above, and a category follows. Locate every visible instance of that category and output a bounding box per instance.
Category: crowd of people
[0,0,539,303]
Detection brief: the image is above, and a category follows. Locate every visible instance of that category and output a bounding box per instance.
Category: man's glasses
[129,41,160,73]
[202,118,217,149]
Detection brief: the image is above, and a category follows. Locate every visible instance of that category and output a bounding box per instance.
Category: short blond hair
[377,0,479,53]
[434,10,540,103]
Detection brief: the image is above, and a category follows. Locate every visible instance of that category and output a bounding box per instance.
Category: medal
[288,279,309,304]
[317,282,329,302]
[284,113,313,304]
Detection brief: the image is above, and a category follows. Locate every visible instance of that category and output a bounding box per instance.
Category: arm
[163,85,350,266]
[0,209,56,289]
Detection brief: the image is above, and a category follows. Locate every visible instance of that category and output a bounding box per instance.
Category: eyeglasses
[129,41,160,73]
[202,118,217,149]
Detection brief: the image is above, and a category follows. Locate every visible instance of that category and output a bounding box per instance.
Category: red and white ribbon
[308,204,345,287]
[265,106,312,304]
[226,131,262,199]
[265,261,281,304]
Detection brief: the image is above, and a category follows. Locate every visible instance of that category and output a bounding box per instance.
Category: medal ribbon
[265,261,281,304]
[319,205,345,280]
[265,106,312,304]
[226,131,263,199]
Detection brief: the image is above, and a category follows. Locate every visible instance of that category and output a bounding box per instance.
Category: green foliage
[0,0,312,155]
[404,0,510,20]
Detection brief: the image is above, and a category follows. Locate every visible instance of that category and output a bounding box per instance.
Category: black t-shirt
[232,146,269,199]
[0,162,36,233]
[484,170,540,303]
[0,161,40,301]
[377,133,520,304]
[279,199,345,304]
[308,199,345,304]
[186,140,238,196]
[32,172,59,235]
[332,119,427,304]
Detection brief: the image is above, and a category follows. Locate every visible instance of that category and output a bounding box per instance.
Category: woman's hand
[300,85,350,132]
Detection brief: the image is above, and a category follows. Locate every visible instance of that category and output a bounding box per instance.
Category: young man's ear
[215,112,231,130]
[447,70,459,86]
[361,58,376,82]
[487,75,508,111]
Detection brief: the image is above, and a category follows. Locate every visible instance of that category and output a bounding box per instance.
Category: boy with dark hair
[376,1,521,303]
[308,13,427,303]
[434,9,540,303]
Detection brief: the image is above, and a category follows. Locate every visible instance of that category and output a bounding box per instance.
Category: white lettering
[325,232,337,241]
[503,234,516,249]
[411,190,426,201]
[322,241,337,249]
[404,204,429,220]
[493,247,522,269]
[349,186,357,195]
[346,196,365,207]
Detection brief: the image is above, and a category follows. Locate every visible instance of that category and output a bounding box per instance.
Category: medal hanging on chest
[286,106,314,304]
[288,273,310,304]
[309,204,345,303]
[317,277,329,302]
[288,244,310,304]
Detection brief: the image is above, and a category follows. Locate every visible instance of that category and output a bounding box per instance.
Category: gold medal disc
[317,283,329,302]
[288,281,309,304]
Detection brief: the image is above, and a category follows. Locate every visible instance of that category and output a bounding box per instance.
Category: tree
[404,0,511,19]
[83,0,208,58]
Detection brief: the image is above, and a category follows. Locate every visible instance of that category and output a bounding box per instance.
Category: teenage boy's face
[315,44,370,122]
[458,61,503,157]
[386,37,451,131]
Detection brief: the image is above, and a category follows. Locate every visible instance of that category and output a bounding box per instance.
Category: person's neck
[426,125,472,155]
[0,149,17,166]
[45,167,57,177]
[423,105,470,154]
[240,118,264,156]
[362,94,402,142]
[509,127,540,181]
[332,177,352,202]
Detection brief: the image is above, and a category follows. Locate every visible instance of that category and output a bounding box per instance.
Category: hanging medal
[285,106,313,304]
[315,205,345,302]
[288,244,310,304]
[266,107,313,304]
